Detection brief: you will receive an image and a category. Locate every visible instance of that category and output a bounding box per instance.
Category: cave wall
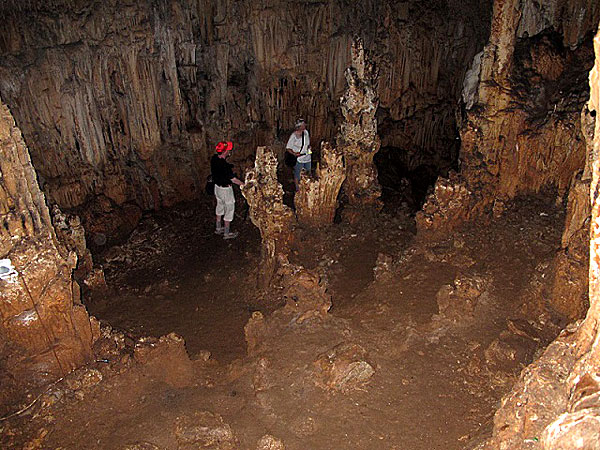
[483,26,600,449]
[0,97,98,410]
[417,0,600,240]
[0,0,491,241]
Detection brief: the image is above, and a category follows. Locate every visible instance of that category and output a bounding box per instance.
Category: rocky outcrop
[417,0,599,240]
[295,141,345,228]
[548,173,590,321]
[242,146,295,289]
[0,99,98,410]
[244,262,332,355]
[50,204,95,282]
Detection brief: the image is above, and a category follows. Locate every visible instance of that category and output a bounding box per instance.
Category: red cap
[216,141,233,153]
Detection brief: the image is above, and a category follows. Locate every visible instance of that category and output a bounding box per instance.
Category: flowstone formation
[295,142,345,228]
[0,0,491,244]
[337,38,382,217]
[0,99,98,411]
[479,25,600,450]
[242,146,295,289]
[417,0,598,241]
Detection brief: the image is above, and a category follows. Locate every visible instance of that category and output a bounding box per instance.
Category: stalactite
[295,141,346,228]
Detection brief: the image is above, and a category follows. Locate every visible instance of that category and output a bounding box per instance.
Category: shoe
[215,228,224,235]
[223,231,239,240]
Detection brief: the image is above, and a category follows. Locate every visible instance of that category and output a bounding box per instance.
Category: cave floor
[2,194,567,449]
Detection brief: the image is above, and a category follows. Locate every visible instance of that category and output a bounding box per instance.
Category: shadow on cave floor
[86,196,262,363]
[85,192,416,363]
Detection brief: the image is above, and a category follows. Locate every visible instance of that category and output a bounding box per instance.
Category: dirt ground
[0,192,568,449]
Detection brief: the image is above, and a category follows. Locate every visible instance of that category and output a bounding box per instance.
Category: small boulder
[175,411,237,450]
[313,343,375,392]
[256,434,285,450]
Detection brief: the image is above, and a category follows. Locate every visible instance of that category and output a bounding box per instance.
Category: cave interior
[1,0,600,449]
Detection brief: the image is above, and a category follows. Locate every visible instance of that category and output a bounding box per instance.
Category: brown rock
[122,443,161,450]
[133,333,195,388]
[256,435,285,450]
[0,99,97,405]
[337,37,382,211]
[435,273,489,321]
[541,409,600,449]
[244,311,268,356]
[313,343,375,392]
[242,147,295,289]
[175,411,237,450]
[296,141,345,228]
[373,253,394,281]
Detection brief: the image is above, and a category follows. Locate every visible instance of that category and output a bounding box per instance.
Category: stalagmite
[242,146,295,289]
[0,99,98,405]
[337,37,382,217]
[295,141,345,228]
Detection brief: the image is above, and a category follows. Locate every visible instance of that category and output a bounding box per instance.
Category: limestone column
[0,99,99,391]
[242,146,295,289]
[295,141,345,228]
[337,37,382,215]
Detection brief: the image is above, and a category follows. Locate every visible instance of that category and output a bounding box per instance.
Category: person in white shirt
[286,118,312,191]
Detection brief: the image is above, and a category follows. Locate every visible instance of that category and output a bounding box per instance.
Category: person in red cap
[210,141,244,239]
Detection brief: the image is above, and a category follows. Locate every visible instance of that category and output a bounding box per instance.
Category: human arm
[286,134,301,156]
[231,177,244,187]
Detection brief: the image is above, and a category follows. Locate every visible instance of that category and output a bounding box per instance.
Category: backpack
[205,174,215,195]
[284,151,297,168]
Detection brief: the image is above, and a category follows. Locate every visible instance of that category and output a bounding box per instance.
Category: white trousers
[215,185,235,222]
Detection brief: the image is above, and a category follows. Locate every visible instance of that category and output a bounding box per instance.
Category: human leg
[214,186,226,234]
[293,162,302,191]
[222,187,238,239]
[294,162,311,191]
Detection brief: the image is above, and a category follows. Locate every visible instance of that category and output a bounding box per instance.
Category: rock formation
[481,23,600,450]
[0,99,98,409]
[295,141,345,228]
[242,146,295,289]
[417,0,598,241]
[0,0,491,240]
[337,37,382,215]
[50,205,95,282]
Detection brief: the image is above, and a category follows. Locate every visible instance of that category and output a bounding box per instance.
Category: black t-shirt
[211,154,235,187]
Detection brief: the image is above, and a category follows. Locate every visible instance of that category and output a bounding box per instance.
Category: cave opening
[1,1,600,449]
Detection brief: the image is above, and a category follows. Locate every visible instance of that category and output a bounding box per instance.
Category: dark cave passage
[375,139,460,212]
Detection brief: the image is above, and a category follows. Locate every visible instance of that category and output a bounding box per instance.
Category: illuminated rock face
[481,22,600,450]
[337,37,382,212]
[0,99,99,406]
[417,0,599,240]
[0,0,491,239]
